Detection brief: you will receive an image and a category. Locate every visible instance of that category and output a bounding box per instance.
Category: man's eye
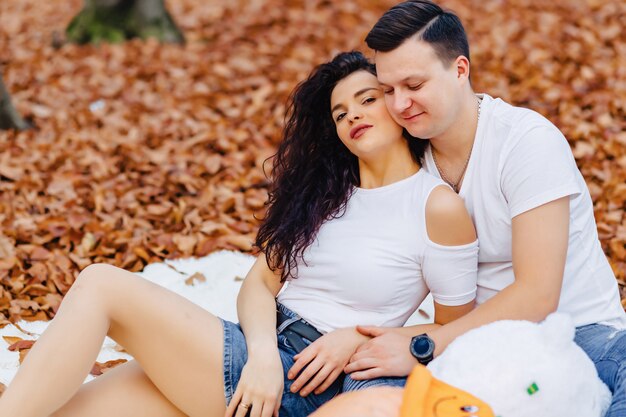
[383,89,393,95]
[408,83,423,91]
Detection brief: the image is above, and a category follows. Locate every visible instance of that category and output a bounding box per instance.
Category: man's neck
[430,92,480,165]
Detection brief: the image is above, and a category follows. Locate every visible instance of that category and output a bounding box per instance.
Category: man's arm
[428,196,569,355]
[346,196,569,378]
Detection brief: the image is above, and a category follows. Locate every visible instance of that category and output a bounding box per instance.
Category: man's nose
[391,92,412,114]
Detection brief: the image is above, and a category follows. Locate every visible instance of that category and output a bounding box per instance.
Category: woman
[0,52,477,417]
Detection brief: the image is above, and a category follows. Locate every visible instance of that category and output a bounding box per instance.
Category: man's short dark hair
[366,0,470,65]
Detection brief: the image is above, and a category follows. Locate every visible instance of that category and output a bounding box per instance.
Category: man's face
[375,39,464,140]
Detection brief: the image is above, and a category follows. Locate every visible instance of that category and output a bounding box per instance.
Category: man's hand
[310,387,403,417]
[287,327,369,396]
[344,326,416,380]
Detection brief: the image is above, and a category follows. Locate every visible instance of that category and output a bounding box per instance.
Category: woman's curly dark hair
[255,51,426,282]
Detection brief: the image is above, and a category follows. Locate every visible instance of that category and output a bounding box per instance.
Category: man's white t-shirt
[423,94,626,329]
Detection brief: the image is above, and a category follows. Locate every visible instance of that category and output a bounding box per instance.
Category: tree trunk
[66,0,185,44]
[0,73,29,131]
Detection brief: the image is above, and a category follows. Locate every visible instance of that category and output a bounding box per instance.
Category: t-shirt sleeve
[422,240,478,306]
[500,119,582,218]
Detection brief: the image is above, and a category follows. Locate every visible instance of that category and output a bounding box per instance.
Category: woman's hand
[287,327,370,397]
[344,326,416,380]
[225,346,284,417]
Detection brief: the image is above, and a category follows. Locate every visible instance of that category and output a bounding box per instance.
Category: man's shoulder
[487,95,558,135]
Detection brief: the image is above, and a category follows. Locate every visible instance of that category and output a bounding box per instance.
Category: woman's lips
[350,124,373,139]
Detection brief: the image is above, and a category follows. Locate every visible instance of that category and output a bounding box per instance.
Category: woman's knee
[67,263,123,305]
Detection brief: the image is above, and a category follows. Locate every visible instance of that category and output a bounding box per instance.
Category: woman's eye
[408,83,423,91]
[363,97,376,104]
[383,89,393,95]
[336,113,346,122]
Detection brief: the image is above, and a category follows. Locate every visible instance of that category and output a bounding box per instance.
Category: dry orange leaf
[90,359,128,376]
[185,272,207,286]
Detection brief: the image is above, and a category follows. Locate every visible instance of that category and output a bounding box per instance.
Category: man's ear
[454,55,471,84]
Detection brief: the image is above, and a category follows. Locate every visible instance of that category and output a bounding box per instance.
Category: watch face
[413,337,433,356]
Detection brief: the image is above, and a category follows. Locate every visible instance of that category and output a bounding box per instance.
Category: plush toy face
[427,314,611,417]
[400,365,494,417]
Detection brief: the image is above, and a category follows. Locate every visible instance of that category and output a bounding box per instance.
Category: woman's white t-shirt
[277,170,478,334]
[423,94,626,329]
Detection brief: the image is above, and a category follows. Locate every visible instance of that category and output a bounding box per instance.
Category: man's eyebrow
[331,87,379,113]
[378,75,425,86]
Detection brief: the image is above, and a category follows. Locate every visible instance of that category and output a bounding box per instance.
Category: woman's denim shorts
[220,303,406,416]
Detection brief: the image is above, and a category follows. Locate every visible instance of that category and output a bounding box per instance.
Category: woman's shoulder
[424,185,476,246]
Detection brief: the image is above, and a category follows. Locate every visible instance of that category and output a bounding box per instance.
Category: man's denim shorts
[220,303,406,416]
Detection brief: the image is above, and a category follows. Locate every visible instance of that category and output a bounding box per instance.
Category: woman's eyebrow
[331,87,379,113]
[353,87,378,97]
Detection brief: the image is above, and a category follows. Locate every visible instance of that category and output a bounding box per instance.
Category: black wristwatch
[409,333,435,365]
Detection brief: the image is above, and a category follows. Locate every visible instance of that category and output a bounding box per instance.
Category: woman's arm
[225,255,285,417]
[424,185,477,325]
[237,255,284,353]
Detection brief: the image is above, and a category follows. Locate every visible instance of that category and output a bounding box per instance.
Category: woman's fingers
[290,356,324,393]
[233,396,253,417]
[273,398,281,417]
[287,345,316,379]
[227,386,280,417]
[300,363,334,396]
[260,400,276,417]
[314,367,343,395]
[225,387,244,417]
[249,399,263,417]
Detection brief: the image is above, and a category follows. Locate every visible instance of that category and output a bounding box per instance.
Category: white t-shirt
[277,170,478,333]
[423,94,626,329]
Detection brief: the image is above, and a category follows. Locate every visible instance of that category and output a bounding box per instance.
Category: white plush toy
[428,313,611,417]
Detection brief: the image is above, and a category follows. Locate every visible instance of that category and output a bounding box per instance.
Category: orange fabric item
[400,365,495,417]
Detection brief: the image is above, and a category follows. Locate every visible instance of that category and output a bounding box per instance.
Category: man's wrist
[409,333,436,365]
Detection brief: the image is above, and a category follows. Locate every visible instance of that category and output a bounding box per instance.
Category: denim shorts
[221,303,406,416]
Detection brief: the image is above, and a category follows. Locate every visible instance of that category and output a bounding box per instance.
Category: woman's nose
[348,112,362,123]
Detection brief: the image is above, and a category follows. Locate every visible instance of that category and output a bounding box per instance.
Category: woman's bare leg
[52,361,186,417]
[0,263,228,417]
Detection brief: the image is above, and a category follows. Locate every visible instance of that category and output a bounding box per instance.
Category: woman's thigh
[75,263,227,416]
[52,361,187,417]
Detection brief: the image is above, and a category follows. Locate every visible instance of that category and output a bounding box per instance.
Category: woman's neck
[358,143,420,189]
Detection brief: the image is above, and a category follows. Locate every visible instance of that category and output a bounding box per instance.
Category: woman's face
[330,70,404,160]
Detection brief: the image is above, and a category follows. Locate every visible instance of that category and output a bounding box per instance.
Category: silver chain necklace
[432,97,482,193]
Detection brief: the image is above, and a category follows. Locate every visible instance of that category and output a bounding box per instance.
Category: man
[339,1,626,415]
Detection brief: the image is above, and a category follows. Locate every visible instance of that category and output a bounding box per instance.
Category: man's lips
[402,111,425,121]
[350,124,373,139]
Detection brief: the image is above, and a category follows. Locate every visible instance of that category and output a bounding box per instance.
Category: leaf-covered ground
[0,0,625,322]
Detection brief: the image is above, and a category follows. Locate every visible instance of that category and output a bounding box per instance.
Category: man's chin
[403,127,432,140]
